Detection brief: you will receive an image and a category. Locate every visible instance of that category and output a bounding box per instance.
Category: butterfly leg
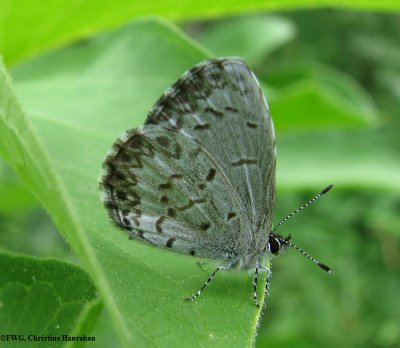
[256,262,272,308]
[253,265,260,308]
[263,263,272,308]
[266,263,272,295]
[186,266,227,302]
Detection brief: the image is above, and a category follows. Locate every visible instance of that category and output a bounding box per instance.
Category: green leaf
[1,19,264,347]
[0,251,99,346]
[66,297,103,348]
[267,64,379,132]
[1,1,400,65]
[365,193,400,237]
[89,308,121,348]
[195,15,296,66]
[276,129,400,192]
[0,159,38,213]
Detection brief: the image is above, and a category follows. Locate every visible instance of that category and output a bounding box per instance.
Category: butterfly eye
[268,237,281,255]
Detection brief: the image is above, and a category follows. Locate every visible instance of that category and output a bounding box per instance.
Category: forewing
[100,126,248,259]
[146,58,276,247]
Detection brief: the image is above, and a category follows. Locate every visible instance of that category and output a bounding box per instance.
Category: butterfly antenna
[287,240,332,274]
[272,184,333,233]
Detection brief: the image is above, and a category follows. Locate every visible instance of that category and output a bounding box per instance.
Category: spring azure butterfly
[100,57,332,307]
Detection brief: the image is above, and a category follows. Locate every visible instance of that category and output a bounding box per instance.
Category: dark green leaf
[2,0,400,65]
[196,15,296,65]
[0,251,99,347]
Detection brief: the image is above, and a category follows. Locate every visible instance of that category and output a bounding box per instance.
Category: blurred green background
[0,2,399,348]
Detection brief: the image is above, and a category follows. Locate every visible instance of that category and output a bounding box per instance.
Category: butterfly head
[266,233,291,256]
[265,232,332,273]
[263,185,334,273]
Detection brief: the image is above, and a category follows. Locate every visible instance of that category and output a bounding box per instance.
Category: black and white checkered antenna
[272,184,333,233]
[272,184,334,274]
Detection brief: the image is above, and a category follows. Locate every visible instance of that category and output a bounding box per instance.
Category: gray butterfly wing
[146,58,276,249]
[101,125,251,259]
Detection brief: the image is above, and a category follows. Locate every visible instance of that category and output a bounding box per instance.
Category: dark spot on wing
[190,65,203,75]
[116,191,127,200]
[160,195,169,204]
[155,136,170,147]
[189,147,202,160]
[166,237,176,248]
[200,222,211,231]
[227,212,237,220]
[119,151,132,162]
[127,133,143,148]
[198,183,206,190]
[231,158,258,166]
[189,249,196,256]
[130,192,141,207]
[177,198,207,211]
[121,209,130,216]
[205,107,224,118]
[210,71,222,81]
[159,182,172,190]
[121,208,142,227]
[109,148,143,169]
[225,106,239,113]
[194,123,211,131]
[162,142,182,159]
[167,208,176,218]
[246,122,258,129]
[104,202,118,219]
[215,59,225,69]
[206,168,216,181]
[156,216,166,233]
[113,171,126,181]
[133,209,142,218]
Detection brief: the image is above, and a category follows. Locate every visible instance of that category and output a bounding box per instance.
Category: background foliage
[0,2,399,347]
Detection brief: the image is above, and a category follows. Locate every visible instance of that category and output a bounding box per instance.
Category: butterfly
[100,57,332,307]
